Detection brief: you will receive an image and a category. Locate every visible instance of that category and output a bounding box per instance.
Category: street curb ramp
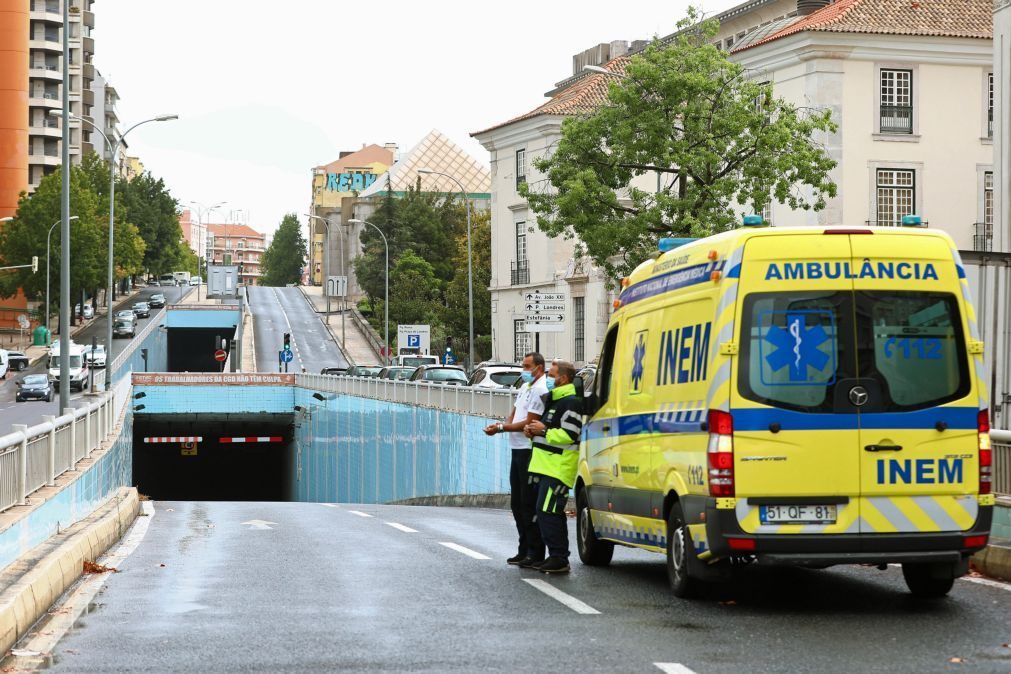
[0,487,139,655]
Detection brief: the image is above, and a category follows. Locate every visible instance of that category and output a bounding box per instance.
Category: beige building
[28,0,97,191]
[206,222,267,286]
[89,70,131,176]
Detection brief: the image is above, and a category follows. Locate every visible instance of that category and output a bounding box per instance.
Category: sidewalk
[299,285,380,365]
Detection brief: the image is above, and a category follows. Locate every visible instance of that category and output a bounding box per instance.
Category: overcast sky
[93,1,745,239]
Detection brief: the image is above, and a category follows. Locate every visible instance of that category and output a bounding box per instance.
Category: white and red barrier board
[219,437,284,444]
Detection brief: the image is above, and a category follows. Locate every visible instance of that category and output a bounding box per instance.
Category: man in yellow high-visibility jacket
[523,360,582,574]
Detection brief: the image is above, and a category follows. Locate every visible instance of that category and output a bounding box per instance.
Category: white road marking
[269,287,302,370]
[439,542,491,560]
[655,664,699,674]
[241,519,276,530]
[385,522,418,533]
[961,575,1011,592]
[348,510,374,518]
[8,501,156,668]
[319,503,340,508]
[522,578,601,615]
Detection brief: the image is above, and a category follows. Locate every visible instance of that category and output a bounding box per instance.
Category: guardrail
[297,374,514,419]
[92,303,163,391]
[990,429,1011,497]
[347,306,386,363]
[0,388,118,514]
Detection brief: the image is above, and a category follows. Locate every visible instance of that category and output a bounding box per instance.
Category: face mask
[520,371,534,384]
[545,376,556,391]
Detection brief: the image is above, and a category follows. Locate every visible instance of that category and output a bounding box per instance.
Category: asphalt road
[0,284,191,431]
[24,501,1011,673]
[247,285,348,374]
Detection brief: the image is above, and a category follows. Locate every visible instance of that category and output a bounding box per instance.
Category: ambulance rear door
[849,233,981,535]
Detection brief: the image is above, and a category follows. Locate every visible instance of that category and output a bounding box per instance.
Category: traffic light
[31,256,37,273]
[283,333,291,351]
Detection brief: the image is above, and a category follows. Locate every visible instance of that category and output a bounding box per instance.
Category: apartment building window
[514,319,532,363]
[988,72,994,138]
[511,221,529,285]
[573,296,585,363]
[976,172,994,252]
[876,169,915,226]
[880,69,913,134]
[516,149,527,189]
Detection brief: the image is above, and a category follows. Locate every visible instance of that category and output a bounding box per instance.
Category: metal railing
[990,430,1011,497]
[973,222,993,252]
[880,105,913,134]
[0,388,120,514]
[297,374,514,419]
[511,260,529,285]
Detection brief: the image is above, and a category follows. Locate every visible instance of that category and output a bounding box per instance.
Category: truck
[173,271,192,285]
[48,341,90,391]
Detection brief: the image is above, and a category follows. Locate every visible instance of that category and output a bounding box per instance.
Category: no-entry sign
[214,349,227,362]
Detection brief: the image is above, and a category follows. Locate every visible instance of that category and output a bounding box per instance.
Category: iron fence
[990,430,1011,497]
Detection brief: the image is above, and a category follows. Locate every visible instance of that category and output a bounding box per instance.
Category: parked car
[378,366,416,381]
[74,303,95,319]
[189,277,202,286]
[5,350,29,371]
[408,365,468,386]
[148,293,166,308]
[320,366,348,376]
[348,365,384,378]
[113,319,135,338]
[86,344,107,368]
[132,302,151,318]
[16,374,52,403]
[468,365,522,389]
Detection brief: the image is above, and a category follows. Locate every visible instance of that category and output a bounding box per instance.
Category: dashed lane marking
[348,510,374,518]
[439,542,491,560]
[319,503,339,508]
[654,664,699,674]
[385,522,418,533]
[522,579,601,615]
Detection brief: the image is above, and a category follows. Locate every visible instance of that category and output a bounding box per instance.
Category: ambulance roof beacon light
[658,237,697,253]
[742,214,766,227]
[901,214,924,227]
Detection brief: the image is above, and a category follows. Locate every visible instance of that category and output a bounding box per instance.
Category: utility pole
[58,0,70,410]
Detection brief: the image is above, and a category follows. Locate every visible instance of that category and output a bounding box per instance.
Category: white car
[189,277,202,286]
[86,344,107,367]
[467,364,523,389]
[74,303,95,319]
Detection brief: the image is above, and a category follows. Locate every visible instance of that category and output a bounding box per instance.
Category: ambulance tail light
[707,410,735,498]
[978,409,992,495]
[962,534,989,549]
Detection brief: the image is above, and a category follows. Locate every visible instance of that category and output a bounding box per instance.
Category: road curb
[0,487,139,655]
[972,539,1011,582]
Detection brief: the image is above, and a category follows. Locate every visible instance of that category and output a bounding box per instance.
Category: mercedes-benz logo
[849,386,869,407]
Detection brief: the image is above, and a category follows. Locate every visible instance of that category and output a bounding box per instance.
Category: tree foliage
[523,9,838,278]
[118,170,185,276]
[260,213,307,286]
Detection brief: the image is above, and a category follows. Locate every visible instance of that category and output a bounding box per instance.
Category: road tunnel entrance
[167,327,236,372]
[133,414,294,501]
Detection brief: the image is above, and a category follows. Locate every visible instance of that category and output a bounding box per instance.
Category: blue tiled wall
[291,388,510,504]
[992,503,1011,540]
[133,384,294,414]
[165,309,241,329]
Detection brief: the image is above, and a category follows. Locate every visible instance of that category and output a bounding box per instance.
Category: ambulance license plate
[759,504,837,525]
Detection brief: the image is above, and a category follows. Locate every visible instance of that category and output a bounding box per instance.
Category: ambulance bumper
[704,501,992,566]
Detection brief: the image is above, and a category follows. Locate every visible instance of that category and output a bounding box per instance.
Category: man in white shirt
[484,352,548,565]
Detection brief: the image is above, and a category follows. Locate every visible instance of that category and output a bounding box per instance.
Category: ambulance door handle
[864,444,903,453]
[601,425,611,433]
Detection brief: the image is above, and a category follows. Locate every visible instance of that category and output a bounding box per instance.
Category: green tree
[388,250,441,326]
[524,8,838,279]
[118,171,185,277]
[260,213,307,286]
[79,154,146,291]
[445,208,491,357]
[0,165,105,327]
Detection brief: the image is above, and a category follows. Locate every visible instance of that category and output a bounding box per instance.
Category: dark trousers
[532,474,569,560]
[510,449,541,558]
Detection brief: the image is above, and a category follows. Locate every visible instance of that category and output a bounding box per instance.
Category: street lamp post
[417,168,474,370]
[305,214,345,345]
[46,216,79,341]
[348,218,389,364]
[52,110,177,389]
[188,201,227,301]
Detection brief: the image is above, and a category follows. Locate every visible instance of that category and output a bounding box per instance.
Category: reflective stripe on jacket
[527,383,583,487]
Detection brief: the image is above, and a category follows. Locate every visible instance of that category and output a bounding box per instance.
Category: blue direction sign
[407,334,421,348]
[280,349,294,363]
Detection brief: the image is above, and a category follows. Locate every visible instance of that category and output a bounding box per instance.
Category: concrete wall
[291,387,509,504]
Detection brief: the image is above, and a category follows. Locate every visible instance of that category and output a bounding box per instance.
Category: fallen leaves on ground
[82,560,118,574]
[138,493,150,501]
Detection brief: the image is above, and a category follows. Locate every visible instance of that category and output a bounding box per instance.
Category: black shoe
[507,554,526,565]
[538,557,570,574]
[518,556,544,569]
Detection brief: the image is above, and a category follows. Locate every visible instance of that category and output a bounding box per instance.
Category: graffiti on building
[326,172,378,192]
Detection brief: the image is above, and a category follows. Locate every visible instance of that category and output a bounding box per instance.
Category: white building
[474,0,994,366]
[90,71,129,176]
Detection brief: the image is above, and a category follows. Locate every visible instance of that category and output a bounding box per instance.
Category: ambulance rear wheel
[576,490,613,566]
[666,503,701,599]
[901,562,956,598]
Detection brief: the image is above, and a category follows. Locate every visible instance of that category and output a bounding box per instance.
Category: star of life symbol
[631,332,646,392]
[764,312,831,383]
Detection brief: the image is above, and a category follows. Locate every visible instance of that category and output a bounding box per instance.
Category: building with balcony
[206,222,267,286]
[27,0,98,192]
[90,71,129,176]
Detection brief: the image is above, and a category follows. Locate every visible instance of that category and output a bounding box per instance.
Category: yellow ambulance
[576,219,994,598]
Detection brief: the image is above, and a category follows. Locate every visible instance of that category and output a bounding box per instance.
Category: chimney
[797,0,831,15]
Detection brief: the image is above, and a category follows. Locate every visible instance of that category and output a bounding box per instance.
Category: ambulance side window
[594,325,620,411]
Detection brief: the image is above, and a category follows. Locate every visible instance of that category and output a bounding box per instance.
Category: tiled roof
[472,56,630,136]
[359,129,490,197]
[207,223,265,239]
[739,0,991,51]
[316,144,394,173]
